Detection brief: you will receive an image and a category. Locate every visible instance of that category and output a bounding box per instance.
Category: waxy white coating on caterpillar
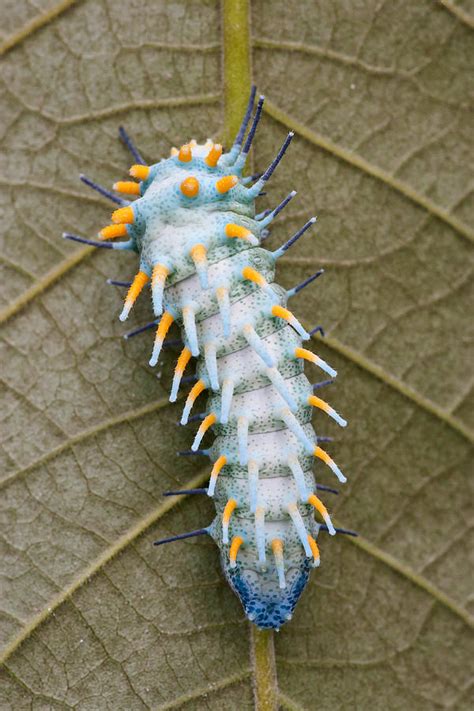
[82,96,349,630]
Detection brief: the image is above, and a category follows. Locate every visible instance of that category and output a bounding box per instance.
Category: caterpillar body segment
[80,89,350,630]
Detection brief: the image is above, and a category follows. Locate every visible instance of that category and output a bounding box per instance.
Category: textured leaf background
[1,0,473,708]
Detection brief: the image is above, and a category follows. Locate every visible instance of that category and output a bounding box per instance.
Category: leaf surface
[1,1,473,709]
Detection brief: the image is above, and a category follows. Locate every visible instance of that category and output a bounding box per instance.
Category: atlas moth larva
[66,86,356,630]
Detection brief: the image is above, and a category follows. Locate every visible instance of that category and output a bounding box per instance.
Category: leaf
[1,0,473,709]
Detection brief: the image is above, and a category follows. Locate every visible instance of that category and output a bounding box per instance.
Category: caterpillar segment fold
[72,88,353,630]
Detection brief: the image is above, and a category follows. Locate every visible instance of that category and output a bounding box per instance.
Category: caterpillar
[65,86,355,630]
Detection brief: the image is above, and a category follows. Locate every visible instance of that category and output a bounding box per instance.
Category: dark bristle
[234,85,257,147]
[124,319,159,339]
[270,190,296,220]
[63,233,113,249]
[275,217,317,255]
[292,270,324,295]
[153,528,208,546]
[315,483,339,495]
[242,95,265,155]
[312,379,334,390]
[178,412,206,426]
[80,174,126,206]
[163,489,207,497]
[107,279,132,287]
[177,449,208,457]
[261,132,294,182]
[162,339,184,350]
[118,126,146,165]
[319,524,358,537]
[309,325,325,338]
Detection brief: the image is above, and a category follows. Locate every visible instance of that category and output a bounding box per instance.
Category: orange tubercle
[129,164,150,180]
[155,311,174,341]
[196,412,217,438]
[190,243,207,263]
[223,498,237,525]
[99,223,128,240]
[112,206,134,224]
[127,270,149,298]
[187,379,206,403]
[271,539,283,556]
[216,175,238,194]
[175,346,192,376]
[113,181,140,196]
[307,535,320,561]
[271,304,292,321]
[180,177,200,198]
[314,446,330,464]
[229,536,244,566]
[308,395,329,412]
[178,144,192,163]
[307,493,328,518]
[294,346,315,363]
[152,263,169,286]
[120,271,149,321]
[225,223,251,240]
[242,266,267,287]
[205,143,223,168]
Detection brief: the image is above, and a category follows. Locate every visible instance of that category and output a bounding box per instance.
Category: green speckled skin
[105,136,346,630]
